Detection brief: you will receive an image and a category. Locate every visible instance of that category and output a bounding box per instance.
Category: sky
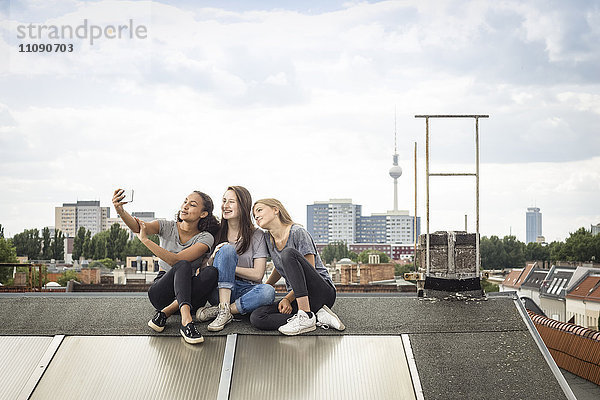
[1,0,599,243]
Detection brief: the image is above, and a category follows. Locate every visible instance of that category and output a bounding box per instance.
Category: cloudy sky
[1,0,599,243]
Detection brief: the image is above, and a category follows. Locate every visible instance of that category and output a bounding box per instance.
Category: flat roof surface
[0,292,575,400]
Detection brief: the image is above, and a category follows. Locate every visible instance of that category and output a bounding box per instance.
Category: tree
[82,230,92,259]
[92,231,108,260]
[51,229,65,260]
[524,242,550,263]
[91,258,117,269]
[106,223,128,260]
[72,227,87,261]
[57,270,79,286]
[320,241,351,264]
[480,235,526,269]
[41,227,52,259]
[0,237,18,284]
[503,235,526,267]
[559,227,599,262]
[358,250,390,264]
[12,229,42,260]
[124,235,159,257]
[349,251,358,262]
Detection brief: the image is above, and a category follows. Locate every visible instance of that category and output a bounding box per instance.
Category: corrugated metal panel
[229,335,416,400]
[0,336,53,400]
[30,336,225,400]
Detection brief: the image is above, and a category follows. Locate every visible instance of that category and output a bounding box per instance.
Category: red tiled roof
[567,275,600,302]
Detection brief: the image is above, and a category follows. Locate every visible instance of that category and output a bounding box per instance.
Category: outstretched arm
[137,221,208,266]
[112,188,159,234]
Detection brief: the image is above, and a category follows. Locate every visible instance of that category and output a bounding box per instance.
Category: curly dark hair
[176,191,220,237]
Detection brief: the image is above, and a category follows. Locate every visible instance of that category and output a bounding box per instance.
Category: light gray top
[157,219,214,272]
[264,224,333,291]
[226,229,268,284]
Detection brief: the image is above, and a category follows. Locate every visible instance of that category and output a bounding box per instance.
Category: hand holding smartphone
[122,189,134,203]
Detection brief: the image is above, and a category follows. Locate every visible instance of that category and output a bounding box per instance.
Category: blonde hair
[253,198,295,226]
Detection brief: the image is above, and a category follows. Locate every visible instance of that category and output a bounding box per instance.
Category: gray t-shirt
[264,224,333,291]
[158,219,214,272]
[228,229,268,284]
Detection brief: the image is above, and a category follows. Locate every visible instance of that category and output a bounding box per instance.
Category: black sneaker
[148,310,167,332]
[180,322,204,344]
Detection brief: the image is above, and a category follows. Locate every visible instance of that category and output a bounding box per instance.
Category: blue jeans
[211,244,275,314]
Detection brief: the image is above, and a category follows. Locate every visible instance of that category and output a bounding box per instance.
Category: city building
[539,265,575,322]
[592,223,600,236]
[307,199,361,244]
[308,199,419,247]
[566,270,600,329]
[55,200,110,237]
[526,207,542,244]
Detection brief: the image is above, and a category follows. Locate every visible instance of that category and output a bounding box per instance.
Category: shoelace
[316,322,330,330]
[286,314,300,324]
[188,323,200,336]
[215,308,229,322]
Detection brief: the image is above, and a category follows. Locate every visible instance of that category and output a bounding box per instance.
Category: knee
[220,243,237,257]
[281,247,300,263]
[214,244,237,267]
[257,284,275,303]
[204,265,218,282]
[172,259,192,272]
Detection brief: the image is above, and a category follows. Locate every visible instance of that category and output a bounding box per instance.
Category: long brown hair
[253,198,295,226]
[215,186,255,254]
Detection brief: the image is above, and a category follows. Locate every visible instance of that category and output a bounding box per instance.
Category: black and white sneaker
[180,322,204,344]
[148,310,167,332]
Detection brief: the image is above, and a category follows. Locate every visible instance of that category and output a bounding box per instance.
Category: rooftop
[0,291,576,399]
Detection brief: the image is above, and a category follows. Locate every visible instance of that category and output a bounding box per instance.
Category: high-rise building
[526,207,542,244]
[307,199,361,245]
[307,199,419,246]
[55,201,110,237]
[591,223,600,236]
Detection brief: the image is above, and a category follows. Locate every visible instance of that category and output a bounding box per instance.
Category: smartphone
[122,189,134,203]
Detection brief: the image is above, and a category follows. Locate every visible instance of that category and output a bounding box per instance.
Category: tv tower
[388,111,402,211]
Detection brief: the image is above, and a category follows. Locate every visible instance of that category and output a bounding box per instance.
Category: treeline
[481,227,600,269]
[320,241,390,264]
[0,223,159,266]
[71,224,159,263]
[12,227,65,260]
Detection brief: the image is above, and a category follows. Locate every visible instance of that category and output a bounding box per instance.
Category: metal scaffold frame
[414,114,489,277]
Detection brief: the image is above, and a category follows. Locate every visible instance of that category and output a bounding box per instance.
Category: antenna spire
[394,106,397,153]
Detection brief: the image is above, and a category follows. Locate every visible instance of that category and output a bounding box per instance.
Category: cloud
[1,0,599,243]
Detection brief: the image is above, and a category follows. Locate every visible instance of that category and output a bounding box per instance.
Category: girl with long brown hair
[196,186,275,331]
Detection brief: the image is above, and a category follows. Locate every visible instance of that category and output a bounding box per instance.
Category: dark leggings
[148,260,218,312]
[250,247,336,331]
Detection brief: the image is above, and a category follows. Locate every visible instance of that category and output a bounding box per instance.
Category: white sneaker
[196,304,219,322]
[207,303,233,332]
[278,310,316,336]
[316,305,345,331]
